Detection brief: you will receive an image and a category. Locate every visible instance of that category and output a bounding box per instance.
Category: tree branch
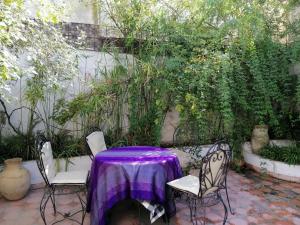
[0,98,24,136]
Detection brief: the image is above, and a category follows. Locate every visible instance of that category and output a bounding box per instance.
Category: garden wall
[1,3,179,144]
[2,50,128,133]
[1,147,194,185]
[2,49,178,144]
[25,0,97,25]
[243,141,300,183]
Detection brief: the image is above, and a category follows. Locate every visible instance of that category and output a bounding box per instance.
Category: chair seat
[51,170,89,185]
[167,175,199,196]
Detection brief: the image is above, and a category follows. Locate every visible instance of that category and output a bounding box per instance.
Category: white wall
[2,50,134,136]
[2,1,179,144]
[2,49,178,144]
[25,0,97,24]
[63,0,96,24]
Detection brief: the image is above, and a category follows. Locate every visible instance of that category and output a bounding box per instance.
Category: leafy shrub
[259,143,300,165]
[54,0,300,155]
[0,135,34,164]
[0,133,88,164]
[2,0,300,163]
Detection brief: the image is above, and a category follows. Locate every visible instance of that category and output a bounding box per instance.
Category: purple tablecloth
[87,146,183,225]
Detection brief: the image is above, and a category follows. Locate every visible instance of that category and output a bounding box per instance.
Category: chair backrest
[206,140,232,159]
[86,131,107,157]
[35,135,56,186]
[173,126,203,159]
[198,140,231,197]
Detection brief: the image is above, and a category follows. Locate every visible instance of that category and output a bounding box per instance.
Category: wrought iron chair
[35,135,89,225]
[167,140,232,225]
[173,128,234,215]
[86,129,107,159]
[172,125,203,164]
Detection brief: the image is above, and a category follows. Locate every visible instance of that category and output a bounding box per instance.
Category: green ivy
[53,0,300,157]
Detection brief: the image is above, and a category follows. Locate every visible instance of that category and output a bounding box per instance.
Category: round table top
[95,146,179,162]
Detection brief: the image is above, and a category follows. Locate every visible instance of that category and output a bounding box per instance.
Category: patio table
[87,146,183,225]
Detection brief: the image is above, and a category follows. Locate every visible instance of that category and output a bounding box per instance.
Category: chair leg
[200,199,206,225]
[163,212,169,225]
[137,201,141,224]
[77,191,87,225]
[40,189,51,225]
[193,199,198,225]
[225,187,234,215]
[188,197,194,224]
[49,188,56,215]
[188,198,199,225]
[224,179,234,215]
[40,185,87,225]
[218,193,228,225]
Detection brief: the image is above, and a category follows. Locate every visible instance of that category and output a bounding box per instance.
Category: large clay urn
[251,125,269,154]
[0,158,31,200]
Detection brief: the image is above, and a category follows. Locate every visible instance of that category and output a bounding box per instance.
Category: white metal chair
[167,140,232,225]
[86,130,107,158]
[35,135,89,225]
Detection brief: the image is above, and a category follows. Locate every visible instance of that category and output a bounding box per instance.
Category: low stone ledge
[242,141,300,183]
[169,148,193,169]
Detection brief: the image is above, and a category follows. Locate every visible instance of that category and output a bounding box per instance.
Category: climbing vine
[55,0,300,152]
[2,0,299,161]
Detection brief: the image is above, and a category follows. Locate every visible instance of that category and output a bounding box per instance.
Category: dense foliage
[0,0,76,100]
[0,0,79,163]
[55,0,300,155]
[1,0,300,163]
[259,143,300,165]
[0,132,87,164]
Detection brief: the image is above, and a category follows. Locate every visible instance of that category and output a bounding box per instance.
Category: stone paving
[0,169,300,225]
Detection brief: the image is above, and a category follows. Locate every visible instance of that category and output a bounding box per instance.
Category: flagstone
[0,169,300,225]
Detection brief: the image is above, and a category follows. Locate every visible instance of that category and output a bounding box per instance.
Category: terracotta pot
[251,125,269,154]
[0,158,31,200]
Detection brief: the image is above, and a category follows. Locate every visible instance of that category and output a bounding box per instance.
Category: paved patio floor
[0,169,300,225]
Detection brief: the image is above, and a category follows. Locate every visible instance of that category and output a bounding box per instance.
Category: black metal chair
[206,141,234,215]
[172,126,204,164]
[35,134,89,225]
[173,127,234,215]
[167,140,232,225]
